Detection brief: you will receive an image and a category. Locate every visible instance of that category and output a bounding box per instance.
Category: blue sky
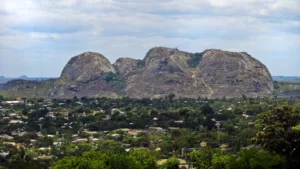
[0,0,299,77]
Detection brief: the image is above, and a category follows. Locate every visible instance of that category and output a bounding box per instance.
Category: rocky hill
[0,47,274,99]
[60,52,115,82]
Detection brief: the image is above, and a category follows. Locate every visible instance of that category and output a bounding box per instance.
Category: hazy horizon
[0,0,299,77]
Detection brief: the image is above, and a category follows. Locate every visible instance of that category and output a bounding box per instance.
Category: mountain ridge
[0,47,274,99]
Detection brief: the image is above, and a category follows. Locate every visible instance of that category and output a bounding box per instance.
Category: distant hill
[0,47,273,99]
[0,76,55,84]
[272,76,300,83]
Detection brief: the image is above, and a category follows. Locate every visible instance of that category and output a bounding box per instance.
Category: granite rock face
[60,52,115,82]
[0,47,274,98]
[114,47,273,98]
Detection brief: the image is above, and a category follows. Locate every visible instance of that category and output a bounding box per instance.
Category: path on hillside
[201,78,214,98]
[170,55,184,71]
[191,71,198,88]
[171,55,198,88]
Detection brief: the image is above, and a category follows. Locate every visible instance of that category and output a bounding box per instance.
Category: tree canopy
[253,106,300,168]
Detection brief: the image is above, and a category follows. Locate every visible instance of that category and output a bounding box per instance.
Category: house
[9,120,24,124]
[93,110,103,115]
[200,141,208,148]
[0,134,14,141]
[72,138,88,143]
[83,130,98,135]
[110,133,121,138]
[72,134,79,138]
[182,147,202,156]
[30,139,37,144]
[36,155,52,160]
[0,150,9,158]
[119,128,131,133]
[53,141,62,146]
[9,113,17,118]
[215,121,221,130]
[155,147,161,152]
[157,159,188,169]
[174,120,184,124]
[248,122,255,126]
[0,108,9,113]
[36,132,44,138]
[5,101,22,105]
[168,127,180,131]
[11,131,19,136]
[220,144,232,151]
[46,112,56,118]
[76,101,84,106]
[18,131,27,137]
[111,108,125,115]
[242,113,249,119]
[3,142,16,146]
[127,129,144,137]
[21,115,28,119]
[148,127,165,133]
[132,147,149,151]
[91,138,101,144]
[38,147,51,152]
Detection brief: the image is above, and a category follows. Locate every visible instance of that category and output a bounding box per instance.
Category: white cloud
[0,0,299,76]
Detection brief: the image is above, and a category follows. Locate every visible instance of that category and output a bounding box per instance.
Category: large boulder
[60,52,115,82]
[115,47,273,98]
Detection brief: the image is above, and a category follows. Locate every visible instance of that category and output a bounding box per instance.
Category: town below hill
[0,96,299,169]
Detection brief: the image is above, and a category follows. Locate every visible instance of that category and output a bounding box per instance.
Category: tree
[211,151,236,169]
[105,72,117,83]
[161,157,180,169]
[273,81,280,90]
[22,109,29,116]
[1,147,49,169]
[187,148,213,169]
[0,95,4,102]
[37,137,53,147]
[72,96,79,102]
[54,150,158,169]
[166,93,176,101]
[201,104,214,115]
[187,148,285,169]
[129,150,157,169]
[253,106,300,168]
[233,149,286,169]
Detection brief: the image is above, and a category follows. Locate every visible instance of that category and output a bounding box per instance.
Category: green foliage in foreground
[253,106,300,168]
[187,148,286,169]
[160,157,180,169]
[53,150,157,169]
[53,148,286,169]
[0,147,48,169]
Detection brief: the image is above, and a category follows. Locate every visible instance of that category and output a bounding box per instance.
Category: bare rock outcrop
[0,47,274,99]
